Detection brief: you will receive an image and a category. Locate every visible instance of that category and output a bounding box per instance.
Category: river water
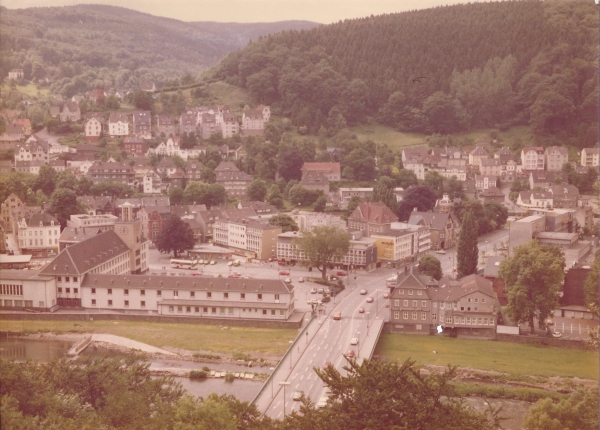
[0,338,263,402]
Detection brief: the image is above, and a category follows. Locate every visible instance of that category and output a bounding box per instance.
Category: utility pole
[279,381,290,417]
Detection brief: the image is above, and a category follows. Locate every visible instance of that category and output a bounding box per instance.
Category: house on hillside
[407,210,460,251]
[521,147,545,171]
[85,117,102,142]
[348,202,398,237]
[133,111,152,139]
[59,102,81,123]
[108,113,129,137]
[544,146,568,171]
[8,69,24,80]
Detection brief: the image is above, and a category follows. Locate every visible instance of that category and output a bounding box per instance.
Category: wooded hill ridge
[0,4,319,93]
[212,0,598,148]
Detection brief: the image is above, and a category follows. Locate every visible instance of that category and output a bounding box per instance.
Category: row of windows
[395,300,428,308]
[397,289,423,296]
[1,284,23,296]
[167,306,283,316]
[394,311,428,321]
[446,316,494,326]
[57,276,78,283]
[90,288,276,301]
[1,299,38,307]
[57,287,78,294]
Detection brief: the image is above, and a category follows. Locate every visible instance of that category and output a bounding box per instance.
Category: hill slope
[213,0,598,148]
[0,4,319,94]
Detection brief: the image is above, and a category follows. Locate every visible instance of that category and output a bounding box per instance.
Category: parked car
[210,260,216,265]
[366,297,374,303]
[350,338,358,345]
[191,272,203,276]
[436,249,446,255]
[298,277,304,283]
[310,287,318,294]
[284,278,292,283]
[333,311,342,320]
[337,270,347,276]
[317,288,324,294]
[317,397,328,408]
[344,349,355,358]
[292,391,303,401]
[228,274,240,278]
[358,307,365,313]
[268,257,275,262]
[383,293,390,299]
[552,331,563,338]
[359,289,367,295]
[227,261,233,266]
[279,270,290,276]
[232,260,241,267]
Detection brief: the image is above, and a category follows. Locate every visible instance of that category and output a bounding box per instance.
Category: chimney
[413,207,418,212]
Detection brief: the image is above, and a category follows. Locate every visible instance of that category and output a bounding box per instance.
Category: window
[58,287,62,293]
[421,312,426,320]
[394,311,400,319]
[108,289,112,295]
[474,307,478,311]
[195,307,199,313]
[474,298,479,303]
[65,277,70,282]
[478,317,482,325]
[190,291,195,298]
[211,307,216,314]
[399,289,404,295]
[467,298,472,302]
[124,289,129,295]
[224,292,229,299]
[466,317,471,324]
[186,307,191,313]
[403,300,408,306]
[66,288,70,293]
[169,306,174,313]
[108,300,113,306]
[207,292,212,298]
[124,300,129,307]
[74,288,78,294]
[431,313,437,321]
[394,299,399,307]
[421,301,426,307]
[262,309,267,315]
[258,294,263,300]
[446,316,452,323]
[73,277,78,282]
[241,293,245,299]
[140,290,145,296]
[141,301,146,308]
[417,290,422,296]
[412,312,417,320]
[412,300,417,307]
[467,307,471,311]
[402,311,408,319]
[416,324,422,331]
[177,306,182,313]
[91,299,96,305]
[481,298,486,303]
[157,290,162,297]
[91,288,96,294]
[408,290,413,295]
[173,291,178,298]
[461,306,464,311]
[58,277,62,282]
[270,310,275,315]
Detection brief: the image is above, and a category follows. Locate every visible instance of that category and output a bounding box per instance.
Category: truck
[332,311,342,320]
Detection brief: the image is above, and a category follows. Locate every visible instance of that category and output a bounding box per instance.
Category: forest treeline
[213,0,598,148]
[0,4,318,96]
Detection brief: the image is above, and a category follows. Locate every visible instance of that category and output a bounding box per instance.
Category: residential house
[75,144,100,160]
[133,111,152,139]
[12,118,32,136]
[238,201,279,220]
[401,147,429,164]
[115,197,170,219]
[529,171,568,190]
[479,158,501,177]
[85,117,102,142]
[78,196,115,216]
[468,146,489,166]
[59,102,81,123]
[143,169,164,194]
[300,170,329,194]
[544,146,568,171]
[8,69,24,80]
[1,193,26,231]
[517,191,554,209]
[155,157,178,177]
[521,146,545,171]
[581,148,599,167]
[475,175,497,191]
[168,168,185,189]
[184,160,204,182]
[215,162,253,198]
[156,115,175,136]
[138,206,172,242]
[14,140,48,164]
[123,136,146,157]
[407,210,460,251]
[371,229,418,266]
[59,226,103,252]
[478,186,505,204]
[221,112,239,138]
[433,159,467,181]
[179,113,197,136]
[80,274,294,320]
[241,107,265,136]
[257,105,271,122]
[17,212,60,257]
[15,160,45,175]
[199,113,218,140]
[108,113,129,137]
[196,209,223,242]
[549,184,579,209]
[140,81,157,92]
[557,268,597,320]
[403,156,426,180]
[301,162,341,181]
[87,161,135,186]
[49,159,66,172]
[387,270,438,334]
[347,202,399,237]
[338,188,374,208]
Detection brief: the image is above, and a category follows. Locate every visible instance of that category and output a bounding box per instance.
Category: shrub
[189,370,208,379]
[225,373,234,382]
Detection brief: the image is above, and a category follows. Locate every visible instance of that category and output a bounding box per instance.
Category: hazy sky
[1,0,482,23]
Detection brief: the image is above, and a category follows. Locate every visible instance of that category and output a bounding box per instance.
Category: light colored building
[407,211,460,251]
[133,111,152,139]
[468,146,489,166]
[475,175,497,191]
[581,147,599,167]
[8,69,24,80]
[289,210,346,232]
[108,113,129,137]
[301,162,341,182]
[241,107,265,136]
[17,212,60,257]
[517,191,554,209]
[215,163,253,198]
[479,158,501,177]
[544,146,568,171]
[80,274,294,320]
[87,161,136,186]
[347,202,398,237]
[85,117,102,142]
[214,217,281,261]
[0,270,57,312]
[59,102,81,123]
[67,214,118,231]
[143,169,164,194]
[404,157,426,180]
[508,215,546,255]
[338,188,374,207]
[15,141,49,164]
[371,229,417,266]
[521,146,545,171]
[221,112,239,138]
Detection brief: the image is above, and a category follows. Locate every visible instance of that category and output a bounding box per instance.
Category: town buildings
[581,147,599,167]
[407,210,461,251]
[347,202,399,237]
[17,212,60,257]
[108,113,129,137]
[87,161,136,186]
[544,146,569,171]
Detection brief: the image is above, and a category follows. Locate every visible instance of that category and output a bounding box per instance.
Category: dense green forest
[0,4,318,96]
[213,0,598,148]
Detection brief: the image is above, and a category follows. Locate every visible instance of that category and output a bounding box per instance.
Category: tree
[294,226,350,279]
[265,184,284,209]
[33,165,57,197]
[499,240,565,334]
[396,185,438,221]
[268,214,299,233]
[278,150,304,182]
[288,358,501,430]
[483,201,508,230]
[314,195,327,212]
[132,90,153,111]
[345,195,362,220]
[344,148,376,182]
[456,210,479,279]
[444,176,466,200]
[424,171,445,198]
[583,251,599,329]
[524,389,599,430]
[246,180,268,202]
[183,182,227,208]
[169,187,184,205]
[49,188,84,227]
[395,168,418,189]
[419,254,443,280]
[371,182,397,214]
[155,215,195,257]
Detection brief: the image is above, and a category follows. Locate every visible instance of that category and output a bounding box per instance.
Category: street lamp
[289,340,293,369]
[279,381,291,417]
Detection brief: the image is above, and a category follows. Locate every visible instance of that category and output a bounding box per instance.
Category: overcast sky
[2,0,483,23]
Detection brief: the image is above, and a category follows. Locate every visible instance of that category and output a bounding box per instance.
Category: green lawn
[2,83,49,98]
[375,334,598,380]
[207,81,253,113]
[350,124,426,151]
[0,320,297,357]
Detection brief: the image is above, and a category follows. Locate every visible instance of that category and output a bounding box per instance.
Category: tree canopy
[396,185,438,221]
[154,215,195,257]
[294,226,350,279]
[499,240,565,334]
[268,214,299,233]
[419,254,443,280]
[456,210,479,279]
[524,389,599,430]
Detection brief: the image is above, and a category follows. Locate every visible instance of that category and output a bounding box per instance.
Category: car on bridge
[358,307,365,313]
[292,391,303,401]
[366,297,374,303]
[359,289,367,295]
[333,311,342,320]
[344,349,355,358]
[350,338,358,345]
[279,270,290,275]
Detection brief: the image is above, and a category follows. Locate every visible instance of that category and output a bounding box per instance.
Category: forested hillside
[0,4,318,96]
[213,1,598,148]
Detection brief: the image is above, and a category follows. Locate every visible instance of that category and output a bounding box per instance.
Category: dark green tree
[456,210,479,279]
[294,226,350,279]
[423,171,445,198]
[278,150,304,182]
[395,169,419,190]
[345,195,362,220]
[169,187,184,205]
[265,184,284,209]
[314,195,327,212]
[155,215,195,257]
[49,188,84,227]
[132,90,153,111]
[499,240,565,334]
[268,214,299,233]
[396,185,438,221]
[33,165,57,197]
[524,389,598,430]
[371,182,397,214]
[246,179,268,202]
[419,254,443,280]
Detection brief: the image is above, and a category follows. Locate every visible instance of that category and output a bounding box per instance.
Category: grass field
[375,334,598,380]
[0,320,297,357]
[207,81,253,112]
[350,124,427,151]
[2,83,50,98]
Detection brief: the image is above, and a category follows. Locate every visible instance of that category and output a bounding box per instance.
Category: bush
[225,373,234,382]
[202,366,210,372]
[189,370,208,379]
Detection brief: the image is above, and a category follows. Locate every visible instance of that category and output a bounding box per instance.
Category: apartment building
[347,202,399,237]
[17,212,61,257]
[544,146,568,171]
[108,113,129,137]
[581,147,599,167]
[521,147,545,170]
